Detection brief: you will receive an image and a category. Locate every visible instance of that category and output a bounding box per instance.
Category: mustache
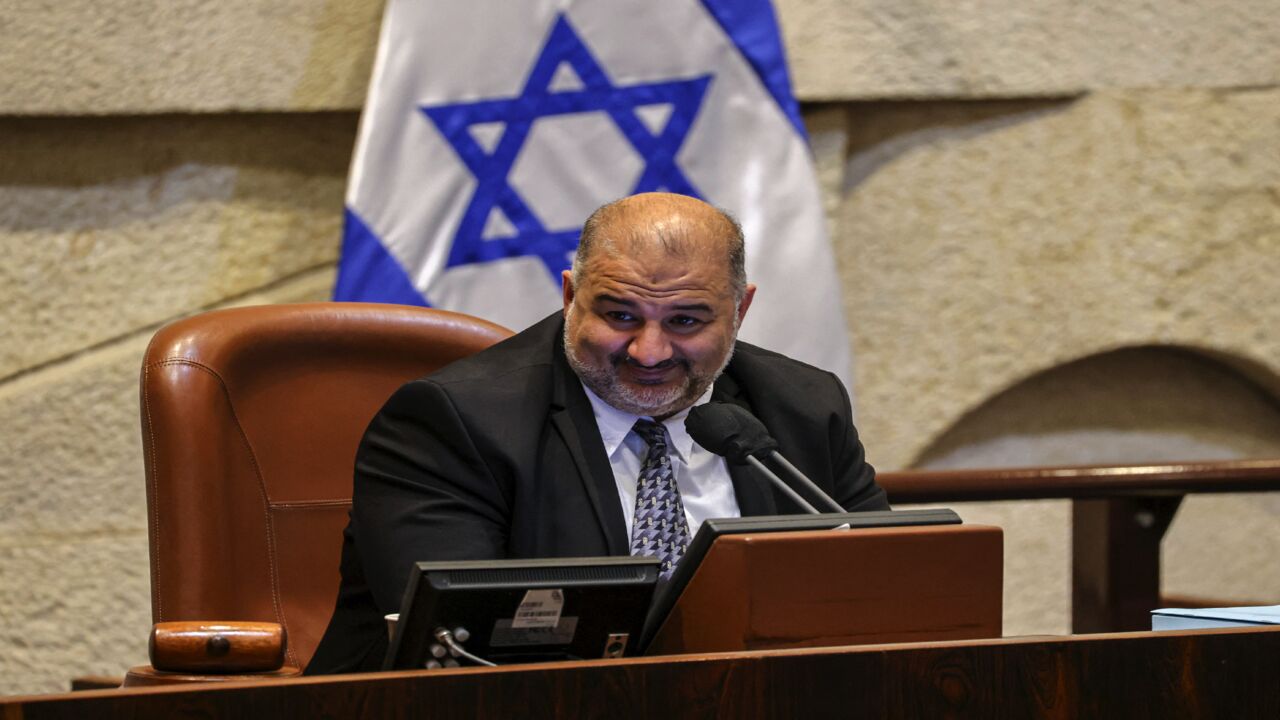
[610,353,690,371]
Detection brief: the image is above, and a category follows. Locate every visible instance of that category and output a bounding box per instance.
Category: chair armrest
[150,621,286,673]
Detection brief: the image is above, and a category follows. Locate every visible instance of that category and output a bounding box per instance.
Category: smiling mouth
[616,357,687,384]
[628,366,675,384]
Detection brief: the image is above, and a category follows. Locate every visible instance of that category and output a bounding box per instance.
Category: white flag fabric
[334,0,853,387]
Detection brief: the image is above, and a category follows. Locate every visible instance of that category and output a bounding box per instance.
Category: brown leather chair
[131,303,513,683]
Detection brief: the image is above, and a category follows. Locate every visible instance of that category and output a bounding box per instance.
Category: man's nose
[628,323,674,367]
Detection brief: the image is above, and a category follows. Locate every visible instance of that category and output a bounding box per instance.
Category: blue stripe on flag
[332,207,429,306]
[698,0,808,141]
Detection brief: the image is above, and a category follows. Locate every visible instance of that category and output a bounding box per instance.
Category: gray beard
[563,323,735,419]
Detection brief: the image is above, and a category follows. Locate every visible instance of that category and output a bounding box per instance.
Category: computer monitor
[384,556,660,670]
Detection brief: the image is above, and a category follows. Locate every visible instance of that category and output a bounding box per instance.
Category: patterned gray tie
[629,419,691,579]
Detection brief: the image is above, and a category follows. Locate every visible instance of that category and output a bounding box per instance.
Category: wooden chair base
[123,665,302,687]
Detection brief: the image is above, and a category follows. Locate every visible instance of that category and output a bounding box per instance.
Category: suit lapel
[711,372,778,517]
[548,333,630,555]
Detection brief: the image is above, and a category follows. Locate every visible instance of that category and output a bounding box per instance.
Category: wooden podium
[647,524,1004,655]
[9,524,1280,717]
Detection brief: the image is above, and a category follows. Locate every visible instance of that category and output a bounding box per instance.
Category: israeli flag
[335,0,853,386]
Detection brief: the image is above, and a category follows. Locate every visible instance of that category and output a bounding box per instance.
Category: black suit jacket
[307,313,887,674]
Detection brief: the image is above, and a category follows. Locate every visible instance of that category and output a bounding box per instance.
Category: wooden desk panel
[6,628,1279,719]
[648,525,1003,654]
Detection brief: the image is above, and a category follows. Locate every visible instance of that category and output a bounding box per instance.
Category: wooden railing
[878,459,1280,633]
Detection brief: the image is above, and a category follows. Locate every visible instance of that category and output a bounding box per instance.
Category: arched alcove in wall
[901,345,1280,634]
[913,345,1280,469]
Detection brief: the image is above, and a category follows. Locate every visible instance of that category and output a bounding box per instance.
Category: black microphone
[684,401,778,462]
[686,403,845,514]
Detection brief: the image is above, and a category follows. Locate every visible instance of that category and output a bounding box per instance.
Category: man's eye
[669,316,702,328]
[606,311,636,322]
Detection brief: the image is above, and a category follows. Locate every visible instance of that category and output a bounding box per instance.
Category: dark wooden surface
[123,665,302,688]
[878,458,1280,503]
[880,459,1280,633]
[1071,497,1181,633]
[7,627,1279,719]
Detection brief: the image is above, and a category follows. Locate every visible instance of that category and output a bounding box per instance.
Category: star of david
[421,14,712,281]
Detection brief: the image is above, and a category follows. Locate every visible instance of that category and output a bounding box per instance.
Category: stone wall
[2,0,1278,694]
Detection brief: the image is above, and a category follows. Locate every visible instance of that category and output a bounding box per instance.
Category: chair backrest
[140,302,514,670]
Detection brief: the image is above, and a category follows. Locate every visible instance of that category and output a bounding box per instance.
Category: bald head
[572,193,747,302]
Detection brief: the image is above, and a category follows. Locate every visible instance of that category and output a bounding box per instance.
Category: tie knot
[632,419,667,448]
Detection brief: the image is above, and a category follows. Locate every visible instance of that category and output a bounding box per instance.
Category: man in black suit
[308,193,888,673]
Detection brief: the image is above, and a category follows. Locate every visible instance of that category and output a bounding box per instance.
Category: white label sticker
[491,617,578,647]
[511,588,564,629]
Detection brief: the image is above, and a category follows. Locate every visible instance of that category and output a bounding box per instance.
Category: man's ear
[736,284,757,324]
[561,270,575,314]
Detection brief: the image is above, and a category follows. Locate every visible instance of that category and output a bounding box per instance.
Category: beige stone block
[1164,493,1280,602]
[0,0,382,114]
[0,533,150,696]
[836,89,1280,471]
[802,106,849,242]
[0,113,354,379]
[6,1,1278,114]
[223,265,340,308]
[0,335,149,538]
[777,0,1280,99]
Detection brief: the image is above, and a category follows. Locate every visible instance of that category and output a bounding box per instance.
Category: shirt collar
[580,382,714,463]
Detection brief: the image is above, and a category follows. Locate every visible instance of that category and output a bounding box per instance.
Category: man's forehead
[576,259,735,314]
[595,216,729,261]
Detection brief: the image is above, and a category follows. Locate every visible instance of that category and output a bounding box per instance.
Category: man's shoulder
[729,340,841,385]
[723,340,850,414]
[402,312,563,414]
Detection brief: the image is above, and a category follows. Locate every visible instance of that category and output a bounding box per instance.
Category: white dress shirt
[580,383,742,539]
